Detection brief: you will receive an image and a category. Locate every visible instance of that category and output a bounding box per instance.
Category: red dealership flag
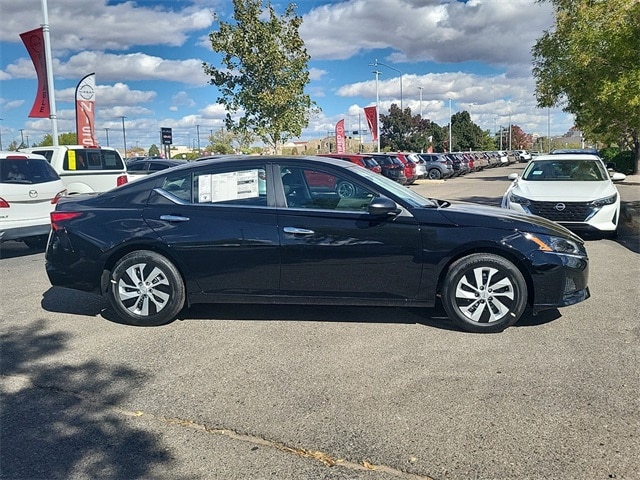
[75,73,99,147]
[364,106,378,141]
[20,28,50,118]
[335,119,346,154]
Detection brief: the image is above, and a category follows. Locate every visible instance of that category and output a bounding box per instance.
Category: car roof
[0,151,48,161]
[196,154,352,164]
[532,154,603,162]
[550,148,599,155]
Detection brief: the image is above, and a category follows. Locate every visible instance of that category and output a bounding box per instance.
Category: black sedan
[45,155,590,333]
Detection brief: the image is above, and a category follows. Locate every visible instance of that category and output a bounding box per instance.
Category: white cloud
[301,0,554,69]
[0,0,214,51]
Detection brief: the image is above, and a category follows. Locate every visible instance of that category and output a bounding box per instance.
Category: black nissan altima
[45,155,590,333]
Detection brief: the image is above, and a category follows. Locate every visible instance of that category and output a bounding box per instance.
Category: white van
[20,145,128,195]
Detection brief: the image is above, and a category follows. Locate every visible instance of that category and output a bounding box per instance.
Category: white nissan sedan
[501,154,626,237]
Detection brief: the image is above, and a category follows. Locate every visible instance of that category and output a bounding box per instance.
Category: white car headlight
[589,193,617,207]
[509,192,531,206]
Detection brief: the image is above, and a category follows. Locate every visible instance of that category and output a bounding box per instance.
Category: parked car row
[321,150,534,184]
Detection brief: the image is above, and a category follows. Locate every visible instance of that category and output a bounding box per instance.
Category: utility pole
[120,116,127,157]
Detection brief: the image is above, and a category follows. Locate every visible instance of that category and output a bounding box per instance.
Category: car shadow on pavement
[42,287,109,317]
[42,290,563,333]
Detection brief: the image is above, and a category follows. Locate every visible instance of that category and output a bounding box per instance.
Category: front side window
[280,165,376,212]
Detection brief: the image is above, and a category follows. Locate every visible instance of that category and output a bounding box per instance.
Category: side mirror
[610,172,626,182]
[369,197,399,216]
[508,172,519,181]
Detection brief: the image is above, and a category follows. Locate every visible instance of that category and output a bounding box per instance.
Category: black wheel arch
[99,240,192,305]
[435,244,535,308]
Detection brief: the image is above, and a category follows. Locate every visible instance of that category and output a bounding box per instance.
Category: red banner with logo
[20,28,50,118]
[335,119,346,154]
[75,73,99,146]
[364,106,378,141]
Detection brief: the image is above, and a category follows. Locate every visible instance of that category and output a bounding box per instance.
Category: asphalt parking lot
[1,163,639,480]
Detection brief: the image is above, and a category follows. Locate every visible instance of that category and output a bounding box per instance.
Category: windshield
[522,159,608,181]
[356,167,437,208]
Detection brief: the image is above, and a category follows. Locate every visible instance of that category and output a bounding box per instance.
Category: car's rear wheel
[428,168,442,180]
[106,250,185,326]
[441,253,527,333]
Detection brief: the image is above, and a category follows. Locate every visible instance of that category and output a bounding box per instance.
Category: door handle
[283,227,314,235]
[160,214,190,222]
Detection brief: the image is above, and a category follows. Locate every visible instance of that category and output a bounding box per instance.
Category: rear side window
[29,149,54,162]
[62,149,125,171]
[1,158,60,184]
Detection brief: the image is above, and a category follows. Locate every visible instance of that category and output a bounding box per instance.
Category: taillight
[51,189,67,205]
[0,197,9,208]
[50,211,83,231]
[117,174,128,186]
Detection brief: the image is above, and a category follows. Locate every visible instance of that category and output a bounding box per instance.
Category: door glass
[280,166,375,211]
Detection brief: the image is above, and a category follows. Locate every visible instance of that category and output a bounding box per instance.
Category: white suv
[0,151,67,249]
[20,145,128,195]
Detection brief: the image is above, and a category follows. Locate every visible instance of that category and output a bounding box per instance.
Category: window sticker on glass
[198,170,260,203]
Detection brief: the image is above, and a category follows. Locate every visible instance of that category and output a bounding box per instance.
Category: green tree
[148,144,160,156]
[203,0,318,153]
[380,104,414,151]
[38,133,78,146]
[532,0,640,172]
[450,111,484,151]
[380,104,448,152]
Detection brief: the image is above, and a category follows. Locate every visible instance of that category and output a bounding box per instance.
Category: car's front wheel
[441,253,527,333]
[106,250,185,326]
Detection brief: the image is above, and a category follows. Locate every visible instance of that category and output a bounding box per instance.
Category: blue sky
[0,0,573,151]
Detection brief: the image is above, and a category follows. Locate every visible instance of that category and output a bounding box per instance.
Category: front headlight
[589,193,617,207]
[509,192,531,206]
[523,232,582,255]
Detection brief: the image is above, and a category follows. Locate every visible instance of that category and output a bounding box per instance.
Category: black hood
[427,201,583,242]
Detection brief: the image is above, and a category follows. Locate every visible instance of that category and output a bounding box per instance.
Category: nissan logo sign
[29,190,38,198]
[554,203,566,211]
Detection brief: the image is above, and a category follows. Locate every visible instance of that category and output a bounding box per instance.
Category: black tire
[23,235,48,250]
[441,253,527,333]
[428,168,442,180]
[106,250,185,326]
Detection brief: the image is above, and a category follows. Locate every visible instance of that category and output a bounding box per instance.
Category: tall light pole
[373,70,381,153]
[508,111,512,150]
[448,98,452,152]
[120,116,127,157]
[418,86,424,118]
[370,59,403,111]
[105,128,110,147]
[196,124,200,151]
